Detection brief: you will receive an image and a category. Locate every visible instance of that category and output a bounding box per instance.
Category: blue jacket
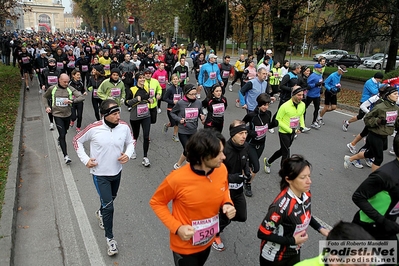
[360,78,383,103]
[198,62,223,87]
[239,78,267,111]
[324,71,342,92]
[306,71,323,98]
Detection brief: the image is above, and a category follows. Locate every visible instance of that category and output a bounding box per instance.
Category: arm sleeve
[170,102,181,122]
[324,75,334,91]
[352,173,386,224]
[124,126,135,158]
[149,178,183,234]
[276,106,292,133]
[96,80,109,101]
[309,216,322,231]
[279,74,292,94]
[72,128,92,166]
[360,95,378,114]
[163,87,173,104]
[257,204,296,245]
[364,107,382,128]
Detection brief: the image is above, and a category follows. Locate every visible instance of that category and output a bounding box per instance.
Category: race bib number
[67,61,75,68]
[255,125,268,140]
[22,57,30,64]
[180,73,187,80]
[222,70,229,78]
[158,76,166,84]
[229,182,243,190]
[137,104,149,118]
[85,47,90,52]
[274,73,279,78]
[48,76,58,85]
[290,117,300,129]
[192,214,219,246]
[185,108,198,122]
[104,64,110,70]
[212,103,225,117]
[209,72,216,80]
[173,94,181,101]
[111,88,121,97]
[81,65,89,72]
[386,111,398,125]
[56,62,64,69]
[93,89,98,98]
[55,97,68,107]
[292,216,310,250]
[150,88,155,97]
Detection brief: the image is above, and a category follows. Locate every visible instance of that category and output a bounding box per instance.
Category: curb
[0,83,25,266]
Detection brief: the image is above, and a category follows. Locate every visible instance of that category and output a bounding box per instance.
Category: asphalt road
[11,67,396,266]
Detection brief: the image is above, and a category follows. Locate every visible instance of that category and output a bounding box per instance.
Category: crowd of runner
[2,30,399,265]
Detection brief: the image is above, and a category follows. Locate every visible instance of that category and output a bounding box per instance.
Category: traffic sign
[128,16,134,24]
[150,31,154,36]
[6,19,11,25]
[113,26,117,31]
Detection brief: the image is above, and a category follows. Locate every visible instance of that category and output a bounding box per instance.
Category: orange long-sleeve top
[149,163,233,255]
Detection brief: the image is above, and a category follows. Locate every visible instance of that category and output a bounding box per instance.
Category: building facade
[21,0,65,32]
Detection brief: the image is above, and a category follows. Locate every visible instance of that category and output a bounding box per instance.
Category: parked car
[326,54,362,68]
[363,56,399,69]
[313,49,348,61]
[361,53,385,64]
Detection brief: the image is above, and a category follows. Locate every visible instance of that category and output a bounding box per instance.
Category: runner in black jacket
[202,83,228,133]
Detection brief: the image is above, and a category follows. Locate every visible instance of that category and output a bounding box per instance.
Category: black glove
[228,173,245,183]
[377,118,387,125]
[315,82,322,87]
[336,87,341,93]
[381,218,399,234]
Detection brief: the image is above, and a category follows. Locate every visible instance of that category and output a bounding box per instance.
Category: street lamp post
[301,0,311,58]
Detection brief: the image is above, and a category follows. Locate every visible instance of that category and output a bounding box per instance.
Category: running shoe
[95,210,104,230]
[173,163,180,170]
[268,128,275,134]
[212,236,225,251]
[142,157,151,167]
[294,134,298,139]
[163,123,169,133]
[64,155,72,165]
[244,182,253,197]
[172,135,180,142]
[157,108,162,114]
[352,160,364,169]
[389,148,395,155]
[346,143,357,154]
[235,99,240,108]
[364,158,373,168]
[264,157,271,174]
[39,89,42,94]
[228,85,233,92]
[107,239,118,256]
[128,107,132,112]
[310,122,320,129]
[131,151,137,160]
[49,123,54,131]
[26,86,29,91]
[70,121,74,127]
[317,118,325,125]
[342,120,349,132]
[301,127,311,133]
[76,127,81,133]
[344,155,351,169]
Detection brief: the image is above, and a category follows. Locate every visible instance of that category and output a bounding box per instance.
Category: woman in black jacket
[202,83,228,133]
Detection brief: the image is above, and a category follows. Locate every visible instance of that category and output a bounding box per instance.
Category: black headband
[292,87,306,96]
[101,106,120,117]
[230,124,247,137]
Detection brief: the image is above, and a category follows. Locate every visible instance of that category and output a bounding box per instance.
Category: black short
[356,108,366,120]
[324,90,337,105]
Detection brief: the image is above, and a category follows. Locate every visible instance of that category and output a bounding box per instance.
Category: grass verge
[0,64,21,212]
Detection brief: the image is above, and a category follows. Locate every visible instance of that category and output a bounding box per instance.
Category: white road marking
[313,216,333,230]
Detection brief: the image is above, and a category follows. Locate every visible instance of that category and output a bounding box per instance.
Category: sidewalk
[0,77,78,265]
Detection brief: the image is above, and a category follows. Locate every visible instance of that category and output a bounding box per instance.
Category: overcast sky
[63,0,72,13]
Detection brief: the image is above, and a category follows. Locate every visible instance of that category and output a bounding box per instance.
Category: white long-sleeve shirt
[361,94,399,114]
[73,119,135,176]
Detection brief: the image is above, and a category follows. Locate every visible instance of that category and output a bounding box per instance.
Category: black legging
[218,191,247,234]
[81,71,89,87]
[231,71,244,87]
[71,102,84,128]
[247,142,265,174]
[173,246,211,266]
[54,116,71,156]
[92,97,103,121]
[362,131,387,166]
[268,132,295,168]
[130,117,151,157]
[304,96,320,123]
[178,133,194,157]
[47,99,54,123]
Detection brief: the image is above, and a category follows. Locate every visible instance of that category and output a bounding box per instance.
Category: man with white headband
[73,99,135,257]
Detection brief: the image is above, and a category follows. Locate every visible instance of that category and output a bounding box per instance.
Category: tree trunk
[271,9,292,64]
[386,13,399,73]
[247,15,255,55]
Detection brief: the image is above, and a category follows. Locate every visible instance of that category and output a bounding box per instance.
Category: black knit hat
[184,84,196,95]
[110,68,120,76]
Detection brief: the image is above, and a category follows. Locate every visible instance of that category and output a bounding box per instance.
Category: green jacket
[276,99,306,134]
[97,78,126,106]
[144,78,162,109]
[364,99,399,136]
